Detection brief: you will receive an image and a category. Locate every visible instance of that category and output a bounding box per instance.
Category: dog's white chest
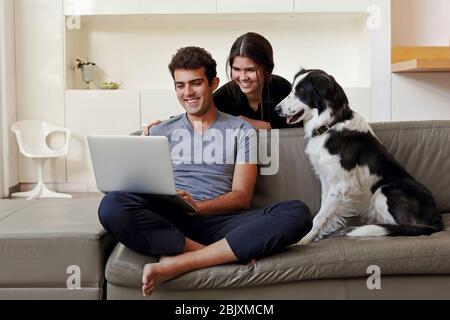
[305,136,341,175]
[305,132,380,201]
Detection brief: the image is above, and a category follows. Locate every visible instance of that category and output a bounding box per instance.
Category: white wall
[0,45,3,197]
[14,0,65,183]
[392,73,450,121]
[391,0,450,121]
[0,0,18,197]
[66,15,371,90]
[371,0,392,122]
[392,0,450,46]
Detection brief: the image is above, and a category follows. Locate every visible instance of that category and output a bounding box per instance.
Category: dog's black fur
[275,69,443,242]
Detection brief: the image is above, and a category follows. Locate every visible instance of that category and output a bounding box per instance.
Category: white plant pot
[81,65,95,89]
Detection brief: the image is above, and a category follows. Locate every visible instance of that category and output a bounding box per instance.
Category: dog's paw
[297,231,317,246]
[297,238,311,246]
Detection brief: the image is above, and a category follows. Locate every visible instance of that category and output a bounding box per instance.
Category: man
[98,47,312,297]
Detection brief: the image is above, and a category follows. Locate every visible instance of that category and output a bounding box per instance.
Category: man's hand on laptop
[177,189,199,213]
[141,120,161,136]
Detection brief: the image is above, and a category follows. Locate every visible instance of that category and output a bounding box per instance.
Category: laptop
[87,135,197,214]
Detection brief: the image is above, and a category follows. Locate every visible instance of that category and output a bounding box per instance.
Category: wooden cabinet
[64,0,140,15]
[65,90,140,184]
[217,0,293,13]
[140,0,216,14]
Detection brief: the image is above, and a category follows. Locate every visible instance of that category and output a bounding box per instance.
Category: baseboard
[8,184,20,197]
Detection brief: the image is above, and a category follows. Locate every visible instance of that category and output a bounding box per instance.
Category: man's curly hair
[168,46,217,85]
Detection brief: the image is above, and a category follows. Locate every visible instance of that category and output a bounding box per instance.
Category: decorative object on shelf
[73,58,97,89]
[98,81,121,90]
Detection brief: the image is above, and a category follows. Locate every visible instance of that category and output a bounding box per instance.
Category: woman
[214,32,300,129]
[142,32,298,134]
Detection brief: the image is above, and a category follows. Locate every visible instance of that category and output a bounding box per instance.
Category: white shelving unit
[141,0,216,14]
[64,0,140,15]
[294,0,370,13]
[63,0,373,16]
[65,89,140,185]
[14,0,392,189]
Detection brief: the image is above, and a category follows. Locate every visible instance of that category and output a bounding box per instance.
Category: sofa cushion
[105,213,450,290]
[252,120,450,214]
[0,199,114,288]
[371,121,450,213]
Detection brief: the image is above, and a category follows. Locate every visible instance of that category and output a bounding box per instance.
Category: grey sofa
[0,198,114,299]
[1,120,449,299]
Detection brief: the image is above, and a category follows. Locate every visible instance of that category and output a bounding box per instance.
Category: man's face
[174,68,219,117]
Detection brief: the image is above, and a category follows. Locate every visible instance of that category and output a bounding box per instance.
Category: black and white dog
[275,69,444,245]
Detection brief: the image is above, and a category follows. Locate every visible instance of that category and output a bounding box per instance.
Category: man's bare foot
[141,255,181,296]
[141,239,238,297]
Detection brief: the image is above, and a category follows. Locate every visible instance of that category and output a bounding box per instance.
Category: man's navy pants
[98,191,312,262]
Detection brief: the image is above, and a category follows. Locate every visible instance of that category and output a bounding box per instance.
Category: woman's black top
[213,75,302,129]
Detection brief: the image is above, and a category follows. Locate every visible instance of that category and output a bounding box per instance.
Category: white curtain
[0,0,18,198]
[0,0,6,197]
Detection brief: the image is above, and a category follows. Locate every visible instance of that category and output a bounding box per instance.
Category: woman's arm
[141,120,161,136]
[239,115,272,130]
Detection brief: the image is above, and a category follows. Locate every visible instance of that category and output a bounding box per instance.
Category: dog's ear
[310,73,335,113]
[294,68,308,81]
[328,74,350,114]
[311,73,334,99]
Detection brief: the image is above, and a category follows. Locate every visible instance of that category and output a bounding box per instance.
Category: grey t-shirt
[150,111,256,200]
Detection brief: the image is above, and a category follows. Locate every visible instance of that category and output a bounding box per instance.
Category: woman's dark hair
[168,46,217,85]
[226,32,275,85]
[226,33,275,120]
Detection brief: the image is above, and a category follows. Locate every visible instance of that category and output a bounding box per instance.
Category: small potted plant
[73,58,96,89]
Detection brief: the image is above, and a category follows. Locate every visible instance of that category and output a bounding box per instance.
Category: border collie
[275,69,444,245]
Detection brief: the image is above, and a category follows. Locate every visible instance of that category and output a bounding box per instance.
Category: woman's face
[231,56,264,96]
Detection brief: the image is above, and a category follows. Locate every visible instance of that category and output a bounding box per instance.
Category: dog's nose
[274,104,281,115]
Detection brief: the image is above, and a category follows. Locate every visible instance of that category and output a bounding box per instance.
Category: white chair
[11,120,72,199]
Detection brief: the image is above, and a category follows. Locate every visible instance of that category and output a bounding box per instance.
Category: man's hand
[192,163,257,215]
[177,189,199,213]
[141,120,161,136]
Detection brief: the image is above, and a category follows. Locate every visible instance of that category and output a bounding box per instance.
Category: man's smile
[184,98,200,107]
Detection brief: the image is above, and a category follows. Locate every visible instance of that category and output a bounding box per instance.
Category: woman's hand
[141,120,161,136]
[238,116,272,130]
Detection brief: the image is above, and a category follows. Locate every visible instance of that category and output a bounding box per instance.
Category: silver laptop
[87,135,197,213]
